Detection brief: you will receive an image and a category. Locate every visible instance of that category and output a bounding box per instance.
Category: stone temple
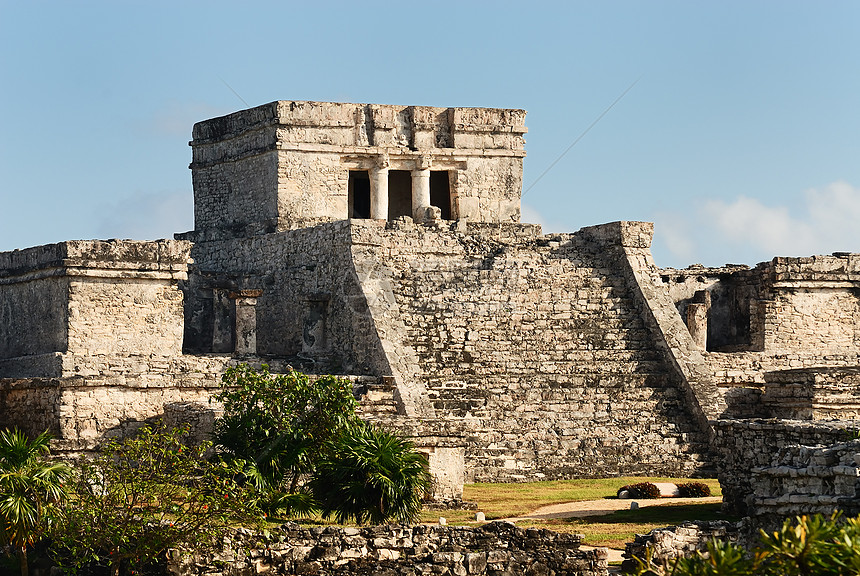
[1,101,858,502]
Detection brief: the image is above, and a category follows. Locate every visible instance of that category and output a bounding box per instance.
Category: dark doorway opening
[348,171,371,219]
[430,171,452,220]
[388,170,412,219]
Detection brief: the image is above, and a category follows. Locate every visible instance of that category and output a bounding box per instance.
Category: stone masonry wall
[711,418,858,515]
[182,221,394,381]
[0,354,230,451]
[0,240,191,378]
[183,218,713,481]
[189,101,527,238]
[751,439,860,518]
[0,243,69,360]
[761,367,860,420]
[349,220,711,481]
[751,254,860,353]
[623,520,744,571]
[171,522,608,576]
[192,151,281,237]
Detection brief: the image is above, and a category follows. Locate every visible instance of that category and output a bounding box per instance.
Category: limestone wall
[751,255,860,353]
[183,218,713,481]
[0,354,228,451]
[623,521,744,570]
[350,220,711,481]
[662,254,860,360]
[189,101,527,237]
[751,439,860,518]
[0,240,191,378]
[711,418,857,515]
[171,522,608,576]
[761,367,860,420]
[182,221,390,381]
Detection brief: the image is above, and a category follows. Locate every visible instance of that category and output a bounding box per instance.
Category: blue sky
[1,1,858,268]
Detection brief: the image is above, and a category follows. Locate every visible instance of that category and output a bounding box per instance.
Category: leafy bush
[0,429,70,576]
[49,424,260,576]
[676,482,711,498]
[310,421,431,524]
[213,364,358,513]
[628,513,860,576]
[214,364,434,524]
[618,482,661,499]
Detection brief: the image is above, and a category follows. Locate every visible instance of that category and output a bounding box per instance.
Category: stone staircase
[353,376,401,418]
[379,227,711,481]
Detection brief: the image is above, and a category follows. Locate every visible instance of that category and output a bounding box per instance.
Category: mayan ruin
[1,100,859,573]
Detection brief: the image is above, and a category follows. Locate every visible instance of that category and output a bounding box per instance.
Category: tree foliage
[49,424,261,576]
[214,364,431,523]
[0,428,70,576]
[311,421,431,524]
[213,364,359,512]
[629,513,860,576]
[215,365,357,481]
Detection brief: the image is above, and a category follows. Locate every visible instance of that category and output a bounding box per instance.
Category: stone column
[230,290,263,355]
[686,290,711,350]
[211,289,235,353]
[370,155,389,220]
[412,155,432,222]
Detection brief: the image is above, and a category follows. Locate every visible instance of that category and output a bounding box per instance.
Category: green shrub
[214,364,434,524]
[49,424,260,576]
[676,482,711,498]
[629,514,860,576]
[618,482,661,499]
[310,421,432,524]
[213,364,358,514]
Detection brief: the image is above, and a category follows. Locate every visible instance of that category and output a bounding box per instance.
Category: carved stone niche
[302,294,330,353]
[229,290,263,355]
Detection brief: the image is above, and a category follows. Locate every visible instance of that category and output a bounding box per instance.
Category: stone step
[353,377,401,416]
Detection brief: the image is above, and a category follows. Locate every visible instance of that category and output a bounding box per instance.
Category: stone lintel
[228,289,263,300]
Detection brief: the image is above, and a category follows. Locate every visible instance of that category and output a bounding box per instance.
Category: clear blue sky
[2,1,858,268]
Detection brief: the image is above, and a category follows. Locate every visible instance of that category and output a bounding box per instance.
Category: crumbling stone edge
[167,521,609,576]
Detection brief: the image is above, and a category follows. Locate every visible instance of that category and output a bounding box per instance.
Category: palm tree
[0,429,70,576]
[310,422,432,524]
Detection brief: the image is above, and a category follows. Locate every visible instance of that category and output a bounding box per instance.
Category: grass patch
[271,477,728,550]
[560,502,735,549]
[425,477,721,520]
[418,478,727,549]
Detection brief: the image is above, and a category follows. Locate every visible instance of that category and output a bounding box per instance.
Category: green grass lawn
[419,477,732,549]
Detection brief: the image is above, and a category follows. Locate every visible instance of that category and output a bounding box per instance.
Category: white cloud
[703,181,860,257]
[96,190,193,240]
[654,181,860,267]
[652,212,697,263]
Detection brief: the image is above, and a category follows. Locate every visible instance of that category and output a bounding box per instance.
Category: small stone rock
[475,511,486,522]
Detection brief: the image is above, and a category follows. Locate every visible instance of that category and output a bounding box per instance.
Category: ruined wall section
[171,522,608,576]
[352,220,710,481]
[661,255,860,414]
[711,418,857,515]
[659,265,759,351]
[0,243,69,360]
[751,254,860,353]
[0,240,190,379]
[184,221,395,378]
[190,101,526,238]
[0,357,228,452]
